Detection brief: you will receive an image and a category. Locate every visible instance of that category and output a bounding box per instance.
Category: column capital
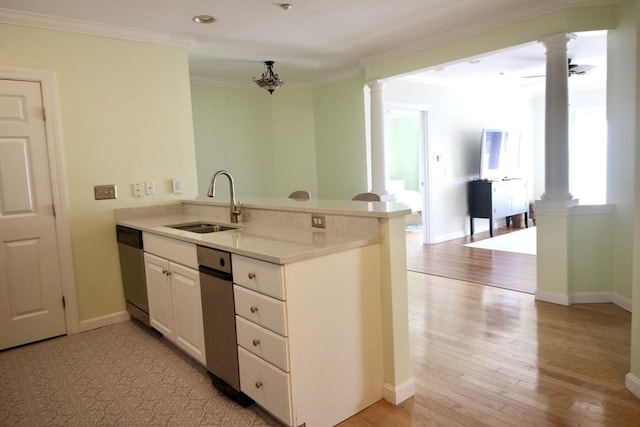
[366,79,386,91]
[539,33,576,52]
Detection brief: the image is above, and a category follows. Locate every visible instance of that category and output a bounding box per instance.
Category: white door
[0,79,66,349]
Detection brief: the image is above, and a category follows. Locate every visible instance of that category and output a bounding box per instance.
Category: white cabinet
[233,245,383,427]
[143,233,205,366]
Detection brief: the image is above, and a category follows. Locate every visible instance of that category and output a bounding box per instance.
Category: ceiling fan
[568,58,595,76]
[522,58,595,79]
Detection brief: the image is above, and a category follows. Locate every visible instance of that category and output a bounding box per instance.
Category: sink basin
[167,222,235,234]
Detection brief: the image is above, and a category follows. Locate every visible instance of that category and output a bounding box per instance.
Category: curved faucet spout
[207,170,241,223]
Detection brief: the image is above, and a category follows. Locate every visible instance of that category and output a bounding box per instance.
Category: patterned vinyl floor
[0,321,280,426]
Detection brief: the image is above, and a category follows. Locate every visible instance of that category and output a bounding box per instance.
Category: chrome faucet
[207,170,241,223]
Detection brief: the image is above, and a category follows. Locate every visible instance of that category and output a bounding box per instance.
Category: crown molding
[360,1,615,68]
[0,8,194,48]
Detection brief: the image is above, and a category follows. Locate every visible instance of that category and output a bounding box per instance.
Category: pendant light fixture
[253,61,285,94]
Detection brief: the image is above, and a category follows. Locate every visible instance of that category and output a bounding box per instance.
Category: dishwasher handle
[199,265,232,282]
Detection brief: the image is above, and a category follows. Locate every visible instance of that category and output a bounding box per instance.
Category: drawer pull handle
[255,381,263,389]
[250,306,259,313]
[252,339,260,346]
[248,272,256,279]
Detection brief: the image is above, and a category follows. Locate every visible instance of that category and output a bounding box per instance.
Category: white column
[535,33,577,307]
[367,80,390,198]
[540,33,574,201]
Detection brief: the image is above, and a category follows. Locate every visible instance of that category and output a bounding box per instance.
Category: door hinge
[62,296,66,309]
[52,203,57,218]
[42,107,47,121]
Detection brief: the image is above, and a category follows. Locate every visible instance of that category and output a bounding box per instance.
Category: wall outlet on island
[311,214,326,229]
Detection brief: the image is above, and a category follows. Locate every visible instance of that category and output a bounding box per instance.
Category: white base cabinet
[233,244,383,427]
[143,233,205,366]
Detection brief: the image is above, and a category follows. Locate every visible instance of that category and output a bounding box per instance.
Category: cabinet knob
[252,339,260,346]
[248,272,256,279]
[250,306,259,313]
[255,381,263,389]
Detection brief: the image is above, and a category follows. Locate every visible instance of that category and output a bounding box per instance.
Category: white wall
[385,79,533,242]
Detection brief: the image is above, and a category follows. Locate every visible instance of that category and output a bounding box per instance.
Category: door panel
[0,79,65,349]
[144,253,174,338]
[171,262,205,364]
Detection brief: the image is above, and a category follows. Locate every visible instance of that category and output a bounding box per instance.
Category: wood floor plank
[338,232,639,426]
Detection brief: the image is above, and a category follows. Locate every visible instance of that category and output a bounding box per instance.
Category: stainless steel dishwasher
[116,225,149,326]
[197,245,253,407]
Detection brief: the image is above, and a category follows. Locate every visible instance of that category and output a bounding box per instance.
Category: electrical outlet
[94,184,117,200]
[133,183,144,198]
[311,214,326,229]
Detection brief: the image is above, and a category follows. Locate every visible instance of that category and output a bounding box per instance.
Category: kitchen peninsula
[114,197,413,426]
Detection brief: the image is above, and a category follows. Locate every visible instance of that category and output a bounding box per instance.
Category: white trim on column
[0,65,81,335]
[382,379,415,405]
[535,290,570,306]
[625,373,640,398]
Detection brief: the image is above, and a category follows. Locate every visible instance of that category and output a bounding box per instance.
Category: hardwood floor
[339,273,639,426]
[340,227,638,426]
[405,227,536,294]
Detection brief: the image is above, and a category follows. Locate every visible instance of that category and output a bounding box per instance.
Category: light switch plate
[172,179,183,194]
[94,184,117,200]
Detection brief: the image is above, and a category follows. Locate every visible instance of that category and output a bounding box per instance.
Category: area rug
[464,226,537,255]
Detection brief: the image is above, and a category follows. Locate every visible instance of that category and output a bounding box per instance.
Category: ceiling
[0,0,610,89]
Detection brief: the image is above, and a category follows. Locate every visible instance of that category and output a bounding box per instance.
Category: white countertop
[116,213,379,264]
[115,198,409,264]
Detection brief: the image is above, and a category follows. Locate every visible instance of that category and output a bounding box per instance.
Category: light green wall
[271,89,317,197]
[190,85,317,199]
[568,213,613,294]
[608,0,637,303]
[191,84,274,198]
[0,24,197,321]
[191,78,368,202]
[312,76,368,200]
[388,115,420,191]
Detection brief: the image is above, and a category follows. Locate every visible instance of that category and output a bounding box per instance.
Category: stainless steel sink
[167,222,235,234]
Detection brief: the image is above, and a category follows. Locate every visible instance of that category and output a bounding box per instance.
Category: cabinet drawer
[232,254,285,300]
[238,347,292,427]
[236,316,289,372]
[143,233,197,269]
[234,286,287,336]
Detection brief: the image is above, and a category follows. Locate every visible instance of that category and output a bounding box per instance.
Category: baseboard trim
[612,293,632,313]
[382,379,415,405]
[569,292,612,305]
[79,311,130,332]
[625,373,640,398]
[535,291,569,306]
[536,291,632,312]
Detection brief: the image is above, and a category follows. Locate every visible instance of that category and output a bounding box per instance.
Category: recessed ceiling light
[280,3,292,10]
[192,15,215,24]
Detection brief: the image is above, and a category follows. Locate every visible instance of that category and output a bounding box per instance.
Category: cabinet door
[144,253,174,339]
[170,262,206,365]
